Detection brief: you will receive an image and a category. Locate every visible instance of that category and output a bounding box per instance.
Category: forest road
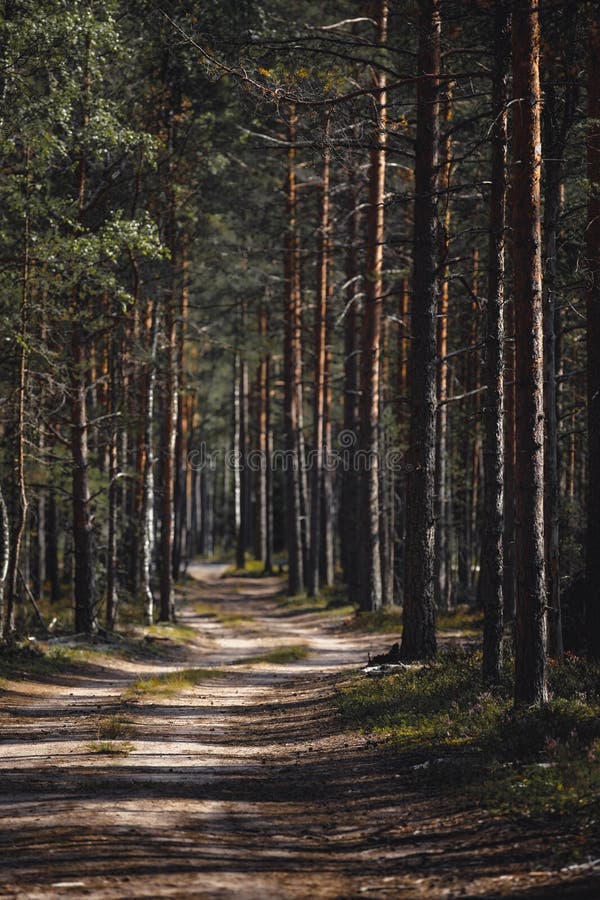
[0,565,598,900]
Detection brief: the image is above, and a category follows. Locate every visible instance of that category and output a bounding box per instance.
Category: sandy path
[0,566,597,899]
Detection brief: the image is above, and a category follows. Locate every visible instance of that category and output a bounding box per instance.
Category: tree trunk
[3,147,31,638]
[586,5,600,661]
[308,131,331,597]
[173,238,189,581]
[358,0,387,612]
[543,149,563,660]
[256,303,270,569]
[503,289,516,625]
[512,0,547,704]
[236,344,249,571]
[105,326,120,631]
[401,0,440,661]
[159,249,178,622]
[139,298,158,624]
[283,105,304,595]
[481,0,510,683]
[434,93,452,612]
[340,181,361,603]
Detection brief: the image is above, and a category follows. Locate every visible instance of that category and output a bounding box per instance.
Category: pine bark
[401,0,440,661]
[71,38,96,635]
[340,182,361,603]
[308,134,331,597]
[586,4,600,660]
[512,0,547,703]
[358,0,387,611]
[481,0,510,683]
[283,106,304,594]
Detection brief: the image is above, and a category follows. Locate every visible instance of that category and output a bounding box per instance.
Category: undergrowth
[278,584,354,617]
[124,667,220,699]
[337,649,600,858]
[345,604,482,636]
[235,644,311,665]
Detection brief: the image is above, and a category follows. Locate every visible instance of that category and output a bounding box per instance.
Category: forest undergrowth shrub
[337,649,600,852]
[346,604,483,636]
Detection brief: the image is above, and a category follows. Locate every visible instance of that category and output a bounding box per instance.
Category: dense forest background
[1,0,599,708]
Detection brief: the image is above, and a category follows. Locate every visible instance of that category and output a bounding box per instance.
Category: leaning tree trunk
[586,4,600,661]
[512,0,547,704]
[481,0,510,684]
[401,0,440,661]
[358,0,387,612]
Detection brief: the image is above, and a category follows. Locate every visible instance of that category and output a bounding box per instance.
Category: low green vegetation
[96,715,133,740]
[194,602,255,627]
[145,622,197,643]
[86,740,136,756]
[277,584,354,617]
[345,604,482,636]
[337,650,600,855]
[236,644,311,665]
[223,558,271,578]
[0,643,88,682]
[124,667,220,699]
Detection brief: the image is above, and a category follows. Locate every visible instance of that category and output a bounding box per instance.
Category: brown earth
[0,564,598,899]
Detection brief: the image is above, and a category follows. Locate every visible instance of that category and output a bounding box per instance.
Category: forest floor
[0,564,599,900]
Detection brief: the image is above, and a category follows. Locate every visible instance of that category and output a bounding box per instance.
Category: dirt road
[0,566,597,899]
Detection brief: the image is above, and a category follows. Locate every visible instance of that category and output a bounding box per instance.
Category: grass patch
[345,608,402,634]
[337,650,600,856]
[0,643,88,681]
[86,740,135,756]
[96,715,133,740]
[223,558,271,578]
[437,605,483,636]
[278,584,354,617]
[193,602,255,627]
[345,604,482,637]
[146,623,197,643]
[236,644,311,665]
[124,667,220,699]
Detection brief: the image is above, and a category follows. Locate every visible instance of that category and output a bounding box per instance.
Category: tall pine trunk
[512,0,547,704]
[481,0,510,683]
[71,37,96,634]
[585,5,600,661]
[283,106,304,595]
[401,0,440,660]
[340,181,361,603]
[308,133,331,597]
[358,0,387,611]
